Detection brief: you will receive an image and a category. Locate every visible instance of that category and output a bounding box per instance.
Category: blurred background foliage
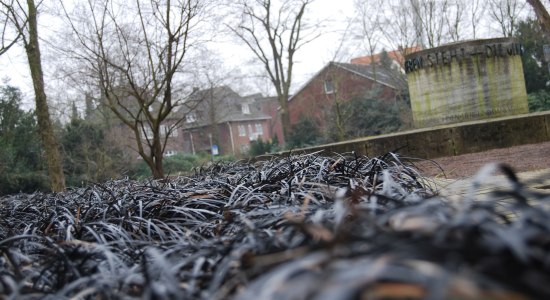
[516,18,550,112]
[4,14,550,195]
[0,84,237,195]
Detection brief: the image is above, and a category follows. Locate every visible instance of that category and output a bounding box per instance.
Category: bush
[327,95,403,142]
[164,154,200,176]
[528,90,550,112]
[249,139,279,156]
[128,153,237,179]
[0,84,48,195]
[61,118,131,187]
[0,172,49,195]
[287,118,321,149]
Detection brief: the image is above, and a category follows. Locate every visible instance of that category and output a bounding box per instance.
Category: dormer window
[186,113,196,123]
[241,103,250,114]
[324,80,335,94]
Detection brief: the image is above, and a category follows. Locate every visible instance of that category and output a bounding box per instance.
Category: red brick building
[287,62,401,134]
[253,95,284,144]
[171,86,277,156]
[87,86,279,159]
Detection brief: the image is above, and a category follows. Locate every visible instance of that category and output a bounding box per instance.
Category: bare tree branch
[526,0,550,38]
[488,0,526,37]
[229,0,316,143]
[57,0,210,178]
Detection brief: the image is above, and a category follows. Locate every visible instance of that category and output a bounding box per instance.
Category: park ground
[416,141,550,178]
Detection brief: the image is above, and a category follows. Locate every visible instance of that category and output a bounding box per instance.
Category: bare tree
[467,0,488,38]
[411,0,445,48]
[190,53,239,148]
[58,0,210,178]
[444,0,468,42]
[373,1,423,57]
[229,0,316,144]
[488,0,527,37]
[526,0,550,38]
[353,0,383,76]
[0,0,66,191]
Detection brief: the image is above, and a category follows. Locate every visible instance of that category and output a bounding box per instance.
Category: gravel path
[414,141,550,178]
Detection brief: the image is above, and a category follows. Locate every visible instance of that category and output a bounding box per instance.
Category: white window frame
[255,123,263,135]
[141,127,154,140]
[241,103,250,114]
[164,150,178,157]
[186,113,196,123]
[248,124,258,141]
[160,125,178,138]
[324,80,335,94]
[238,125,246,137]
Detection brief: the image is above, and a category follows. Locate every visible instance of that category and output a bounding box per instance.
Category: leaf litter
[0,151,549,299]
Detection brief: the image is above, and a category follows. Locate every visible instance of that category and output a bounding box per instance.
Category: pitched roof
[180,86,271,129]
[289,61,400,102]
[331,62,399,89]
[350,46,422,66]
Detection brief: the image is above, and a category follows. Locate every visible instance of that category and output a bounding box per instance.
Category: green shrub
[326,95,403,143]
[249,139,279,156]
[287,118,321,149]
[528,90,550,112]
[214,154,237,163]
[0,84,48,195]
[0,172,49,195]
[128,153,237,179]
[164,154,200,176]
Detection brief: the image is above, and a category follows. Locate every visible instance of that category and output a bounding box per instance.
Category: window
[161,125,178,138]
[241,103,250,114]
[324,80,335,94]
[255,123,263,135]
[238,125,246,136]
[141,127,153,139]
[164,150,177,157]
[143,125,178,139]
[248,124,258,141]
[171,127,179,137]
[186,113,196,123]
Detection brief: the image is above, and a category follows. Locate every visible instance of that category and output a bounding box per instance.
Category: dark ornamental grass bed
[0,152,549,299]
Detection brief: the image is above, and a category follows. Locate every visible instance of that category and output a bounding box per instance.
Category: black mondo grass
[0,152,548,299]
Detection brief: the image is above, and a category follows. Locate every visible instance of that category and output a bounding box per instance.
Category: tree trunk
[527,0,550,38]
[153,141,164,179]
[278,95,291,145]
[25,0,66,191]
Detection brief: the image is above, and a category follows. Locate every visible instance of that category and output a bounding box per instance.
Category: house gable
[287,62,398,133]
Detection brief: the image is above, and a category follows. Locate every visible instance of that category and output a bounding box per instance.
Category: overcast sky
[2,0,535,113]
[0,0,357,110]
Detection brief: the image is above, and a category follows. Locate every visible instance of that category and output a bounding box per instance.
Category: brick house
[171,86,276,156]
[287,61,402,135]
[90,86,277,159]
[252,95,284,144]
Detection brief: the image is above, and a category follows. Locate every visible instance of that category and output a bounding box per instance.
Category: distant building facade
[168,86,277,156]
[88,86,279,158]
[287,62,401,134]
